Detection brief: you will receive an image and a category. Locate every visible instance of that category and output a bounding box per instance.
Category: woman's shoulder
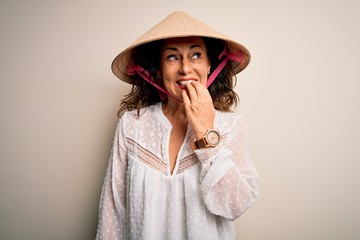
[120,103,160,119]
[120,104,158,118]
[216,110,248,131]
[115,103,162,136]
[216,110,245,121]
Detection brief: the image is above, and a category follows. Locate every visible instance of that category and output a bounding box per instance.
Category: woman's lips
[176,79,197,90]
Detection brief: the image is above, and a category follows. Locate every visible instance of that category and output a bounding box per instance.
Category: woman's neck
[162,99,187,124]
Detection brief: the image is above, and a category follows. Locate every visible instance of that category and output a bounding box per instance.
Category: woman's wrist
[194,126,213,140]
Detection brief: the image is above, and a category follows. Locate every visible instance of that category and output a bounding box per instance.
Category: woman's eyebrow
[190,44,202,49]
[163,44,202,52]
[163,47,178,52]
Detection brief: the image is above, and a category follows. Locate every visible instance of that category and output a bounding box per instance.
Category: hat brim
[112,11,251,84]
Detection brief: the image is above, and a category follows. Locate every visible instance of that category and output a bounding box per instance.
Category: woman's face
[160,37,211,98]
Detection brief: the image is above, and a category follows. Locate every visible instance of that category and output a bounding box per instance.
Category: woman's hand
[182,81,215,140]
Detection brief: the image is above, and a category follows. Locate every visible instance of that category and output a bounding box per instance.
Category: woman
[96,11,259,240]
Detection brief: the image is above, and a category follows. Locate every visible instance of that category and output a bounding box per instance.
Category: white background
[1,0,359,239]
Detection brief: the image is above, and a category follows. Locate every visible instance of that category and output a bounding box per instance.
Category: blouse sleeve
[96,118,128,240]
[195,114,259,220]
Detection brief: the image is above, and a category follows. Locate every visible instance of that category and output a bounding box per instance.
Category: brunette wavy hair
[117,37,239,117]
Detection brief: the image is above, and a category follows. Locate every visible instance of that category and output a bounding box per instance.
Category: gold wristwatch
[191,129,221,150]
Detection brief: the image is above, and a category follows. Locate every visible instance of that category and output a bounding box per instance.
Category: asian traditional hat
[111,11,250,99]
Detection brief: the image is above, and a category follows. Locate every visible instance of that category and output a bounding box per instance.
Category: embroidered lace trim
[127,138,199,175]
[176,154,198,174]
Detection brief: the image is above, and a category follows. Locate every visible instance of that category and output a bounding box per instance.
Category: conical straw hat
[112,11,251,84]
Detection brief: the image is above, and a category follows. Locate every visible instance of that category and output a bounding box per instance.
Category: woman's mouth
[176,79,197,89]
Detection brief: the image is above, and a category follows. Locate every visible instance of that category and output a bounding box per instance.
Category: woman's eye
[167,55,178,61]
[191,52,201,59]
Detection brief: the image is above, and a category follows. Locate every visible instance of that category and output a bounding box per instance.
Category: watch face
[206,130,221,146]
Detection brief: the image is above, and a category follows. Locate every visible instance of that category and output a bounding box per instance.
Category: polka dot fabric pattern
[96,103,259,240]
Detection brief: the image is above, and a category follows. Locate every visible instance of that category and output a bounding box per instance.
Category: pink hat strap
[127,63,182,101]
[206,47,245,87]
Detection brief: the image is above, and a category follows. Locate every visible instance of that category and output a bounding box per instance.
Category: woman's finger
[184,81,198,104]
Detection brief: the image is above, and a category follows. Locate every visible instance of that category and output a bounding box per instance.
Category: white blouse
[96,103,259,240]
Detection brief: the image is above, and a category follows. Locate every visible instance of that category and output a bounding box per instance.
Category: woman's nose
[179,58,192,75]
